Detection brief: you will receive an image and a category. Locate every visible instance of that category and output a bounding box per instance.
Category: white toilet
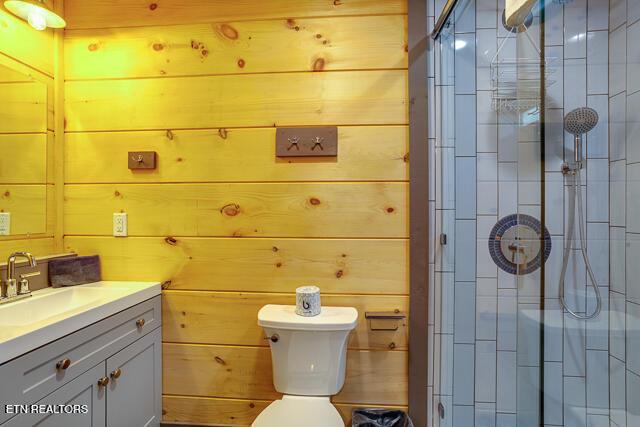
[252,304,358,427]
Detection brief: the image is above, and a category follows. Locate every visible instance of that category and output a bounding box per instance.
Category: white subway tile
[544,0,564,46]
[564,0,588,58]
[586,159,609,222]
[496,350,517,412]
[610,160,626,227]
[609,25,627,96]
[455,220,477,281]
[609,93,626,162]
[453,405,474,427]
[497,289,517,350]
[456,95,477,156]
[456,157,477,219]
[586,414,608,427]
[565,58,588,113]
[626,233,640,304]
[564,376,587,427]
[564,314,587,376]
[627,91,640,164]
[587,0,608,31]
[628,21,640,95]
[475,402,496,427]
[587,32,609,94]
[610,291,626,361]
[476,0,497,29]
[475,341,497,402]
[627,301,640,375]
[626,370,640,426]
[477,278,498,340]
[609,228,626,296]
[496,413,516,427]
[609,0,626,31]
[586,221,609,286]
[586,95,608,158]
[610,355,627,427]
[627,163,640,233]
[453,343,475,405]
[544,299,564,361]
[517,304,541,367]
[455,282,477,344]
[544,361,563,425]
[586,350,610,412]
[455,33,476,95]
[517,366,540,426]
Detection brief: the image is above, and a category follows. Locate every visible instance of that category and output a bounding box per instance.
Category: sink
[0,281,160,364]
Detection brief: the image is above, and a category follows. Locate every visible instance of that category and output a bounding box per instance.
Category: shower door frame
[408,0,429,426]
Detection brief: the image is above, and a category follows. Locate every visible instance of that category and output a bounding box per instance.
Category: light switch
[113,213,128,237]
[0,213,10,235]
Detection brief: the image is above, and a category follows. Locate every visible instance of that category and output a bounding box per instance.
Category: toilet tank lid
[258,305,358,331]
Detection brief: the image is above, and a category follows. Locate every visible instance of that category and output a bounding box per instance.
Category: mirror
[0,62,49,236]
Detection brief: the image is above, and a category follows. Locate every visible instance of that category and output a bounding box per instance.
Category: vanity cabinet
[0,296,162,427]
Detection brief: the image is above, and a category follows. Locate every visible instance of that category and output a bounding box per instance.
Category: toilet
[252,304,358,427]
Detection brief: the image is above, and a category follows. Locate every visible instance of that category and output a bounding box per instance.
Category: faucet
[2,252,37,302]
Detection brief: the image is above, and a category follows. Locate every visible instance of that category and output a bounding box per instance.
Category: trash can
[352,409,414,427]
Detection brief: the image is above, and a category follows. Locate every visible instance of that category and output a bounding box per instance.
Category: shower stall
[426,0,639,425]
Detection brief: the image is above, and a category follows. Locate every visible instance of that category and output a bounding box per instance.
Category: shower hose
[558,169,602,320]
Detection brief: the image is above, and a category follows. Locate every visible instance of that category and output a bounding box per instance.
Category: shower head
[563,107,599,135]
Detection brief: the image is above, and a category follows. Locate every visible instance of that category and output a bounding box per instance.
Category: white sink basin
[0,281,160,364]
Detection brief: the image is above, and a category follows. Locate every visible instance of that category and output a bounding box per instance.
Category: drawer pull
[110,368,122,379]
[97,377,110,387]
[136,318,146,329]
[56,358,71,371]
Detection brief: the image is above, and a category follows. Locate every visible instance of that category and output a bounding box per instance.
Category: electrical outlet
[0,213,10,235]
[113,213,128,237]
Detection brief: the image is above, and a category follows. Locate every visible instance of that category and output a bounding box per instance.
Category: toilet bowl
[252,304,358,427]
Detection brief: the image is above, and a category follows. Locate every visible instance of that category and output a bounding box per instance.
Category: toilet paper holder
[365,310,406,331]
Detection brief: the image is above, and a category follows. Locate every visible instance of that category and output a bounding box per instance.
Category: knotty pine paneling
[65,15,407,79]
[0,81,47,133]
[162,291,408,350]
[65,70,407,131]
[0,9,55,76]
[64,183,407,238]
[63,1,409,421]
[0,185,48,235]
[0,134,50,184]
[64,0,407,30]
[163,343,408,405]
[0,237,55,260]
[162,395,406,426]
[65,127,408,183]
[64,236,408,295]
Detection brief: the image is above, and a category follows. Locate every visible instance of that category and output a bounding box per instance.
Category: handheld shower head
[563,107,599,135]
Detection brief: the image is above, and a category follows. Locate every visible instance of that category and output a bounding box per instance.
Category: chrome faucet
[1,252,37,303]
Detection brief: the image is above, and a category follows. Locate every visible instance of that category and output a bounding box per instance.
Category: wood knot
[322,40,329,45]
[315,33,322,39]
[221,203,240,216]
[166,129,175,140]
[176,157,183,162]
[201,49,209,57]
[403,152,409,163]
[336,270,344,278]
[387,207,395,213]
[312,57,325,71]
[164,236,178,246]
[333,0,342,5]
[152,43,164,51]
[276,262,282,268]
[388,342,396,350]
[286,18,296,28]
[161,280,172,290]
[309,197,321,206]
[149,3,158,10]
[114,190,121,197]
[294,26,300,31]
[237,58,246,68]
[342,254,347,258]
[3,191,9,197]
[88,43,99,52]
[218,24,239,40]
[162,410,167,415]
[191,40,201,50]
[214,356,226,365]
[272,246,279,252]
[180,323,186,328]
[218,128,228,139]
[249,403,255,409]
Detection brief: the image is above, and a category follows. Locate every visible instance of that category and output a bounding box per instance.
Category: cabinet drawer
[0,296,160,424]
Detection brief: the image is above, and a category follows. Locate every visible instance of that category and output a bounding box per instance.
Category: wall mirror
[0,60,51,236]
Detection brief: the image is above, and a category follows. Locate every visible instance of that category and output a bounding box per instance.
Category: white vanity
[0,281,162,427]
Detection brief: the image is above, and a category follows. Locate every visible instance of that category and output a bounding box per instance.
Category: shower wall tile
[437,272,455,334]
[626,163,640,233]
[626,91,640,164]
[627,21,640,94]
[517,304,541,367]
[477,217,498,278]
[609,0,626,31]
[565,58,588,113]
[455,281,477,343]
[456,157,477,219]
[456,95,478,156]
[586,287,609,349]
[609,228,626,295]
[586,222,609,286]
[545,108,565,171]
[498,123,518,162]
[630,0,640,26]
[564,376,587,427]
[441,334,455,395]
[545,173,565,235]
[453,405,474,427]
[586,350,610,413]
[626,370,640,426]
[609,160,626,227]
[475,402,496,427]
[476,0,497,29]
[609,355,627,427]
[496,350,517,413]
[586,158,609,222]
[497,289,517,350]
[496,413,516,427]
[564,314,587,376]
[586,95,609,158]
[477,91,497,125]
[477,182,498,215]
[455,33,477,95]
[476,29,497,91]
[626,301,640,375]
[455,220,477,281]
[625,233,640,304]
[587,0,609,31]
[516,367,540,427]
[586,414,608,427]
[564,0,588,58]
[609,292,626,362]
[544,361,564,425]
[475,341,497,402]
[609,25,627,96]
[587,31,609,95]
[453,343,476,404]
[544,300,564,361]
[477,278,498,340]
[454,0,476,34]
[436,209,456,272]
[609,93,626,162]
[545,237,564,300]
[545,0,564,46]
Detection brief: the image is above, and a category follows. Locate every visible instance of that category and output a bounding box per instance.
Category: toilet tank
[258,305,358,396]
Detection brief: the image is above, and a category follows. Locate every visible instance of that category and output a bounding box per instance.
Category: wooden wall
[0,3,60,259]
[62,1,409,425]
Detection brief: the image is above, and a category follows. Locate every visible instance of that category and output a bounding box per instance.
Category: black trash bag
[352,409,414,427]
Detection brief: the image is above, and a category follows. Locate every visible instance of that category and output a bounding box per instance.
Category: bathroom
[0,0,635,426]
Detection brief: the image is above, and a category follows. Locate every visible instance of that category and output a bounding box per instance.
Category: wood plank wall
[62,1,409,425]
[0,3,59,259]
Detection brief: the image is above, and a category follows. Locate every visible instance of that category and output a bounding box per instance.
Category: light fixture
[4,0,66,31]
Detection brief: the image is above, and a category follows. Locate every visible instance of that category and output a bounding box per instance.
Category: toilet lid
[252,396,344,427]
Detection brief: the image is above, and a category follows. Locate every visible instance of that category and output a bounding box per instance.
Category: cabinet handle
[56,358,71,371]
[110,368,122,379]
[97,377,110,387]
[136,318,146,329]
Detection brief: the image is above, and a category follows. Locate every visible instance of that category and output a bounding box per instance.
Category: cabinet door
[3,363,106,427]
[106,328,161,427]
